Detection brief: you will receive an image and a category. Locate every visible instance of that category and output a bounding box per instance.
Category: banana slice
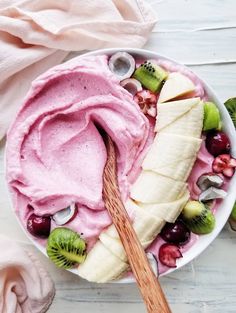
[158,101,204,137]
[155,98,200,133]
[130,171,187,203]
[99,199,165,262]
[158,72,195,103]
[142,133,202,181]
[77,241,128,283]
[138,188,190,223]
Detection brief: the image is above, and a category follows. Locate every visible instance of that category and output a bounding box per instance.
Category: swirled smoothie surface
[6,55,150,246]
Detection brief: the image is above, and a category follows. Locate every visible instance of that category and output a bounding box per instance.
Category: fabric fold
[0,0,157,140]
[0,235,55,313]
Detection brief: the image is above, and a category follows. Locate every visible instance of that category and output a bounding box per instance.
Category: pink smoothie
[6,55,151,248]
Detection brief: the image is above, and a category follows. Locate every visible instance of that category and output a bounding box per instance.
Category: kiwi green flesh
[47,227,86,269]
[133,62,167,93]
[182,201,215,234]
[203,102,221,131]
[224,97,236,127]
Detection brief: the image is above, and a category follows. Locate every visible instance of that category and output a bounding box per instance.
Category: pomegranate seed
[134,90,157,116]
[212,154,236,178]
[158,243,183,268]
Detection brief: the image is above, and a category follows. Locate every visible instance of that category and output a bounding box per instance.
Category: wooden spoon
[102,134,172,313]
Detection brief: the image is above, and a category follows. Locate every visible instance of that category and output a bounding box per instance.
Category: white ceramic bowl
[9,48,236,283]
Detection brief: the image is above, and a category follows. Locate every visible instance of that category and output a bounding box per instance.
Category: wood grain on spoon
[102,134,172,313]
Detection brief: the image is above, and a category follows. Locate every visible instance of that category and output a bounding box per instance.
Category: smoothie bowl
[6,48,236,283]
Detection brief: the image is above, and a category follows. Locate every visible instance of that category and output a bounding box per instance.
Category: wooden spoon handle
[103,136,172,313]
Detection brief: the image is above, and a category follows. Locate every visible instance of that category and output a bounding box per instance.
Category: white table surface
[1,0,236,312]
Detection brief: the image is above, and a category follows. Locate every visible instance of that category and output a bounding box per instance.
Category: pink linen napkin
[0,235,55,313]
[0,0,157,140]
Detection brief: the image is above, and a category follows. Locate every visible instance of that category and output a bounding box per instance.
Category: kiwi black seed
[224,97,236,127]
[46,227,86,269]
[181,200,215,234]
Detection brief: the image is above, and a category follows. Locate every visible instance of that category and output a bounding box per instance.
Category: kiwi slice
[133,61,167,93]
[224,97,236,127]
[182,200,215,234]
[203,102,221,131]
[47,227,86,269]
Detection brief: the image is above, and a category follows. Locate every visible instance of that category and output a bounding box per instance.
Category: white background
[0,0,236,312]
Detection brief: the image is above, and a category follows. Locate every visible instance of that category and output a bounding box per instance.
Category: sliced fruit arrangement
[77,55,206,281]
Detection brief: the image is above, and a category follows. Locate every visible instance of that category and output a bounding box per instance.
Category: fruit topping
[134,90,157,116]
[52,203,77,226]
[108,52,135,81]
[197,173,224,191]
[212,154,236,178]
[160,220,190,245]
[47,227,86,269]
[203,102,221,131]
[205,131,230,156]
[120,78,142,96]
[182,200,215,234]
[224,97,236,127]
[147,252,159,277]
[199,187,227,202]
[158,72,195,103]
[27,213,51,238]
[229,202,236,231]
[133,61,167,93]
[158,243,182,268]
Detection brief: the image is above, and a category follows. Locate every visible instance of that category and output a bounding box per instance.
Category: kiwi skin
[224,97,236,127]
[230,202,236,221]
[46,227,86,269]
[182,201,215,234]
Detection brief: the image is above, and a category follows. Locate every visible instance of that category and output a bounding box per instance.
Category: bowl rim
[6,47,236,284]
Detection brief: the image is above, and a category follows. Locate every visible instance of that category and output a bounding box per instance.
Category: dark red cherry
[205,131,230,156]
[27,214,51,238]
[160,220,190,245]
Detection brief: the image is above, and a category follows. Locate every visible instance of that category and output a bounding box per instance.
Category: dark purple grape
[27,214,51,238]
[160,220,190,245]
